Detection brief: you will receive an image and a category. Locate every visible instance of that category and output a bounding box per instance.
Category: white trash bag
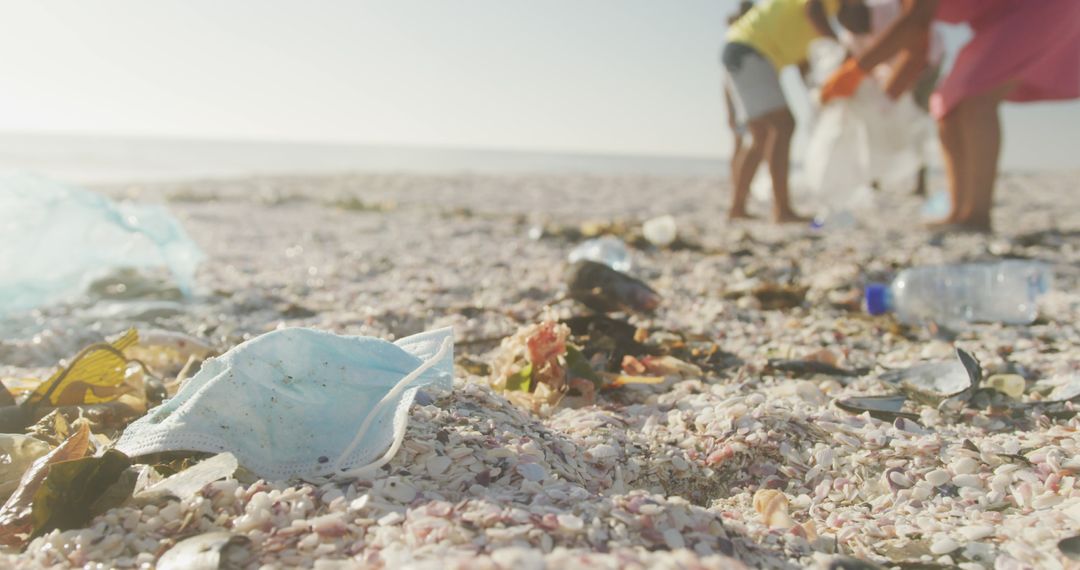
[803,40,935,221]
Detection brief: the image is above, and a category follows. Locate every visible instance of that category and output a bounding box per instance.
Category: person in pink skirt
[821,0,1080,232]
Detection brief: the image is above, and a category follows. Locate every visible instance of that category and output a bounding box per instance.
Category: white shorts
[721,42,788,123]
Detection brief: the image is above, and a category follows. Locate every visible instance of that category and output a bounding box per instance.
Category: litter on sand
[2,172,1080,569]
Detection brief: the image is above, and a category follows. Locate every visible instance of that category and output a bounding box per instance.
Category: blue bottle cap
[865,284,891,316]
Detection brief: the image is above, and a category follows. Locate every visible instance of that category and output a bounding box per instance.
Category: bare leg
[932,104,966,226]
[762,109,806,223]
[730,135,744,197]
[953,82,1016,231]
[729,122,767,220]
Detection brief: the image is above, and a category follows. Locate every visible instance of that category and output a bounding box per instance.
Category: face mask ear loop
[327,335,453,479]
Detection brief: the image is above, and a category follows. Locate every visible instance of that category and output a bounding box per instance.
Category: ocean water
[0,133,728,184]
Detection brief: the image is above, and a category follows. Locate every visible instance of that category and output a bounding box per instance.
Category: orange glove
[820,59,866,103]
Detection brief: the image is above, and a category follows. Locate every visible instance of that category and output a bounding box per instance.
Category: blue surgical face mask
[114,327,453,481]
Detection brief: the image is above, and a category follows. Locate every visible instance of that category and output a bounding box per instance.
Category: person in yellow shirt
[722,0,868,222]
[724,1,756,193]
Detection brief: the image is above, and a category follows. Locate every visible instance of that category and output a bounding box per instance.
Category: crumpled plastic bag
[0,174,204,316]
[803,41,934,211]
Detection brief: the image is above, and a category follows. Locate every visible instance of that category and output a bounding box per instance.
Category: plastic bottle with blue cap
[865,260,1053,326]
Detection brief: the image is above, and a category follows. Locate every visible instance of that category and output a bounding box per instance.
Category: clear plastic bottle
[567,236,632,272]
[810,185,875,231]
[811,209,858,231]
[865,261,1052,325]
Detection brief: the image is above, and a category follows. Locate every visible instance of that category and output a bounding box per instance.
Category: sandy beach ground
[3,170,1080,569]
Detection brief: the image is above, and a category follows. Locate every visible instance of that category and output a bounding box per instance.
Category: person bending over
[823,0,1080,232]
[722,0,868,223]
[835,0,944,196]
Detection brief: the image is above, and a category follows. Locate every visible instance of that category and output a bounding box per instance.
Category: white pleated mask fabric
[114,327,453,481]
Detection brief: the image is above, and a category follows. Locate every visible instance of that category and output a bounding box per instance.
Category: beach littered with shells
[2,171,1079,569]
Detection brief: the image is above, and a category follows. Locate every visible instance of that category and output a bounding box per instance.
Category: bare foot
[773,211,811,224]
[925,219,992,234]
[924,217,956,231]
[949,221,992,234]
[728,210,758,221]
[923,214,961,230]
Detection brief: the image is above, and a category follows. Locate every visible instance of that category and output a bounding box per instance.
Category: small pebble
[931,536,960,555]
[958,525,995,541]
[663,529,685,550]
[517,463,546,482]
[925,469,951,487]
[952,475,982,489]
[951,457,979,475]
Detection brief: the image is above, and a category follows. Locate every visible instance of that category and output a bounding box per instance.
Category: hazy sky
[0,0,1076,169]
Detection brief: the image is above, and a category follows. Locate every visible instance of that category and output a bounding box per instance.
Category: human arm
[882,31,930,98]
[855,0,937,71]
[821,0,936,101]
